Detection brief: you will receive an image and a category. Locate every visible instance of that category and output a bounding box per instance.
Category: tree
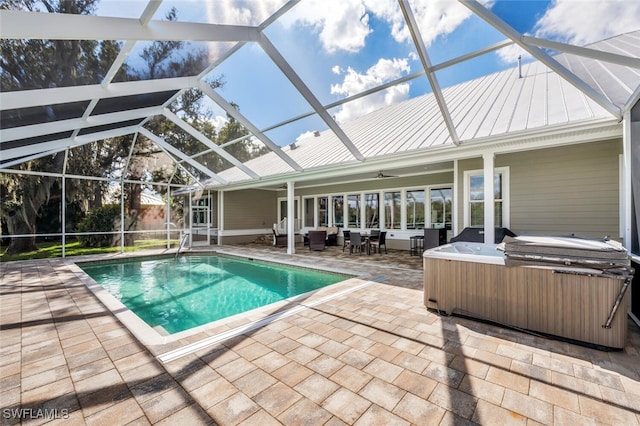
[0,0,114,254]
[1,1,269,254]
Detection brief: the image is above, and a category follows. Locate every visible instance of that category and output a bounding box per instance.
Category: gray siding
[501,139,621,239]
[456,140,622,240]
[223,189,277,230]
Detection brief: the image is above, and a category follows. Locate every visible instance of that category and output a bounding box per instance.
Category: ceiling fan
[376,170,398,179]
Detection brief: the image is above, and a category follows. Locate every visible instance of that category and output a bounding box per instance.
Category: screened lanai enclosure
[2,0,640,261]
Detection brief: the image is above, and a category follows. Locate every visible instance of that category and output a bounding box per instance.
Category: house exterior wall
[221,189,278,244]
[456,139,622,241]
[217,139,623,248]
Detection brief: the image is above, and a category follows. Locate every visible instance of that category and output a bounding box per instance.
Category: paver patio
[1,244,639,425]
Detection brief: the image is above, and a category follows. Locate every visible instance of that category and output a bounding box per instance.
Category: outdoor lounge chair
[272,228,288,247]
[308,230,327,251]
[370,231,387,254]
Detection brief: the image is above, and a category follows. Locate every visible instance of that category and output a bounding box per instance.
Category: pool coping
[68,249,376,357]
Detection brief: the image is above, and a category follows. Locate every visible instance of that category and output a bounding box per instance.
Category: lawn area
[0,239,178,262]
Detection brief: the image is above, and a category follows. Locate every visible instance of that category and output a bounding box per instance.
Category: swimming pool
[80,255,347,335]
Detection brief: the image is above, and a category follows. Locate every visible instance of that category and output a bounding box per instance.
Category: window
[333,196,344,227]
[430,187,452,229]
[347,194,360,228]
[464,168,508,228]
[192,196,210,226]
[304,198,314,227]
[365,193,379,228]
[277,198,300,224]
[318,197,328,227]
[384,191,401,229]
[406,190,425,229]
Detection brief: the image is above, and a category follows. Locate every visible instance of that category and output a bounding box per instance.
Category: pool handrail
[176,232,190,258]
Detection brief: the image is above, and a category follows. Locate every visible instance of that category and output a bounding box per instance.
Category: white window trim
[463,167,510,228]
[405,187,426,231]
[277,196,301,224]
[382,189,402,230]
[427,184,453,229]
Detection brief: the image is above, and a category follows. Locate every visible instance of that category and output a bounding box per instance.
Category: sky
[95,0,640,147]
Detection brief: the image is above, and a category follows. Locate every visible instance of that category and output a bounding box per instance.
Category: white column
[287,181,295,254]
[217,190,224,246]
[61,177,66,258]
[207,189,211,246]
[188,189,193,247]
[622,110,632,250]
[453,159,458,237]
[379,191,386,230]
[483,152,495,244]
[61,148,68,258]
[166,183,171,249]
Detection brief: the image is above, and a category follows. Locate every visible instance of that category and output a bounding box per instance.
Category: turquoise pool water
[80,255,345,334]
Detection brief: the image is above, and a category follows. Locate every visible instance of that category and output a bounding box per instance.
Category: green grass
[0,239,178,262]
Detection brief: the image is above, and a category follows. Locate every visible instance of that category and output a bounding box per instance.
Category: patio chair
[272,228,287,247]
[370,231,387,254]
[342,230,351,252]
[349,232,364,255]
[308,230,327,251]
[369,229,380,242]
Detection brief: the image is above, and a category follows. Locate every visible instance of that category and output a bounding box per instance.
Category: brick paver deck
[1,245,639,425]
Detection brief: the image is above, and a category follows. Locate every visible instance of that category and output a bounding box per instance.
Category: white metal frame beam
[162,108,260,180]
[2,125,141,160]
[198,81,303,172]
[460,0,622,118]
[521,35,640,69]
[0,9,260,42]
[258,33,365,161]
[1,76,198,110]
[139,127,227,184]
[398,0,460,145]
[1,106,163,143]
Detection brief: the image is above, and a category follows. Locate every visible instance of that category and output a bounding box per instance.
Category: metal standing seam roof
[1,2,640,190]
[204,48,633,188]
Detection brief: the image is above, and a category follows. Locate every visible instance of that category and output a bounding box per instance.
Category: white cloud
[332,65,343,75]
[295,130,316,142]
[208,115,228,132]
[533,0,640,46]
[495,0,640,65]
[205,0,284,25]
[364,0,486,47]
[330,58,411,122]
[496,44,531,65]
[280,0,371,53]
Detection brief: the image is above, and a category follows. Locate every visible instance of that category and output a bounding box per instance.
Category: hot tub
[423,240,632,349]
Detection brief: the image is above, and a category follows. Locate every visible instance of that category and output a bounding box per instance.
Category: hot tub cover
[501,235,633,278]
